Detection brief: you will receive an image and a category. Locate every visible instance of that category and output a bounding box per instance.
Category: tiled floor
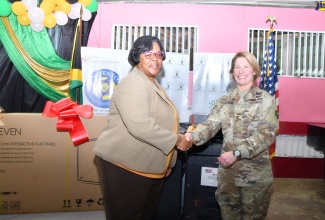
[1,178,324,220]
[266,178,325,220]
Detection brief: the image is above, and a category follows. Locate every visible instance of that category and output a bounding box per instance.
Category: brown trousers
[96,156,164,220]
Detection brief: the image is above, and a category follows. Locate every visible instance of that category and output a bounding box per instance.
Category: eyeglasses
[143,51,164,59]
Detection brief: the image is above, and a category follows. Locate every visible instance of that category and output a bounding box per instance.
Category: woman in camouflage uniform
[185,51,279,220]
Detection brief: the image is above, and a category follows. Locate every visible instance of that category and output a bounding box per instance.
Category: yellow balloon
[40,2,55,15]
[43,0,56,5]
[42,0,56,10]
[55,0,65,5]
[53,5,60,13]
[17,14,31,26]
[12,2,27,16]
[43,14,57,28]
[79,0,91,7]
[59,2,72,14]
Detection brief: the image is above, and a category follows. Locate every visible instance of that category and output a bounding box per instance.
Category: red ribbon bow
[42,98,93,146]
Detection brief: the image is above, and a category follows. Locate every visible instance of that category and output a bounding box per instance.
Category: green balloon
[0,1,12,17]
[86,0,98,13]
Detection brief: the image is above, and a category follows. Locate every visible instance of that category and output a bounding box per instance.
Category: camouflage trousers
[215,181,273,220]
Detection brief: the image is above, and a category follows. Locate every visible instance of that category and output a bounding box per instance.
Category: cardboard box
[0,113,107,214]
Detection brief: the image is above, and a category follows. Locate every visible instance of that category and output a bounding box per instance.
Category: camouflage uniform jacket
[190,86,279,187]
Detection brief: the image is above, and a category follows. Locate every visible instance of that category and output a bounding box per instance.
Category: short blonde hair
[229,51,261,81]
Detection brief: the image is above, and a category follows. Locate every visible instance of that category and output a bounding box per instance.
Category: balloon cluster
[0,0,98,32]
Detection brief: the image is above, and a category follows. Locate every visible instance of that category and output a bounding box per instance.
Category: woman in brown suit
[93,35,191,220]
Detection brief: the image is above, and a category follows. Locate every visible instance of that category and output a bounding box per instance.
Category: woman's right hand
[175,134,192,152]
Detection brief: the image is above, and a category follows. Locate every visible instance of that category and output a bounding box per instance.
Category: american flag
[259,29,279,159]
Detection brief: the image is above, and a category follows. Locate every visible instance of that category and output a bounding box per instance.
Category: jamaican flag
[69,19,83,104]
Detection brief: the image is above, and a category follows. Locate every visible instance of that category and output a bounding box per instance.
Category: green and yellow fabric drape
[0,13,72,102]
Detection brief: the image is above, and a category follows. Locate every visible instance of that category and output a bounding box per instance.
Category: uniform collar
[229,85,260,101]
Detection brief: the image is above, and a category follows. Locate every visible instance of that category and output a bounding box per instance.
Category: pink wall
[88,3,325,123]
[278,77,325,123]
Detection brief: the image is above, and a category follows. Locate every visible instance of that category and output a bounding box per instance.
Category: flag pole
[261,15,278,159]
[266,15,277,30]
[69,5,83,104]
[75,6,83,103]
[80,6,83,38]
[263,15,277,89]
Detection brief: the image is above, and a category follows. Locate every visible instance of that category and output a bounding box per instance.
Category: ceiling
[96,0,316,8]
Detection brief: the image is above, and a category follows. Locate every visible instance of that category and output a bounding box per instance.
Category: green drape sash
[0,13,73,101]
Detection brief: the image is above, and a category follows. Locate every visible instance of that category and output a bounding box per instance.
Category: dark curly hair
[128,35,166,67]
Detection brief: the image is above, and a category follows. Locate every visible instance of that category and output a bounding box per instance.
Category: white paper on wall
[157,53,190,123]
[192,53,234,116]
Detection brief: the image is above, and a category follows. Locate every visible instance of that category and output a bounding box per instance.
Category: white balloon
[22,0,37,10]
[68,11,77,20]
[30,22,44,32]
[71,3,85,19]
[28,7,45,24]
[55,11,68,26]
[82,8,92,21]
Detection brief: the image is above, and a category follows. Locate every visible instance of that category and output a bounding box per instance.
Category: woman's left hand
[217,151,237,167]
[165,168,172,177]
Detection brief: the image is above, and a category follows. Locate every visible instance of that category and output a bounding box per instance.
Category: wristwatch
[233,150,241,160]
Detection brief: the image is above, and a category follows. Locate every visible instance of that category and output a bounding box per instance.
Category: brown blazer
[93,67,179,174]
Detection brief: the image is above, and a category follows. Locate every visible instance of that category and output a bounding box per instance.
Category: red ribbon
[42,98,93,146]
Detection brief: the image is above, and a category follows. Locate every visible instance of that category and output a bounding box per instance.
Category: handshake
[175,126,196,152]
